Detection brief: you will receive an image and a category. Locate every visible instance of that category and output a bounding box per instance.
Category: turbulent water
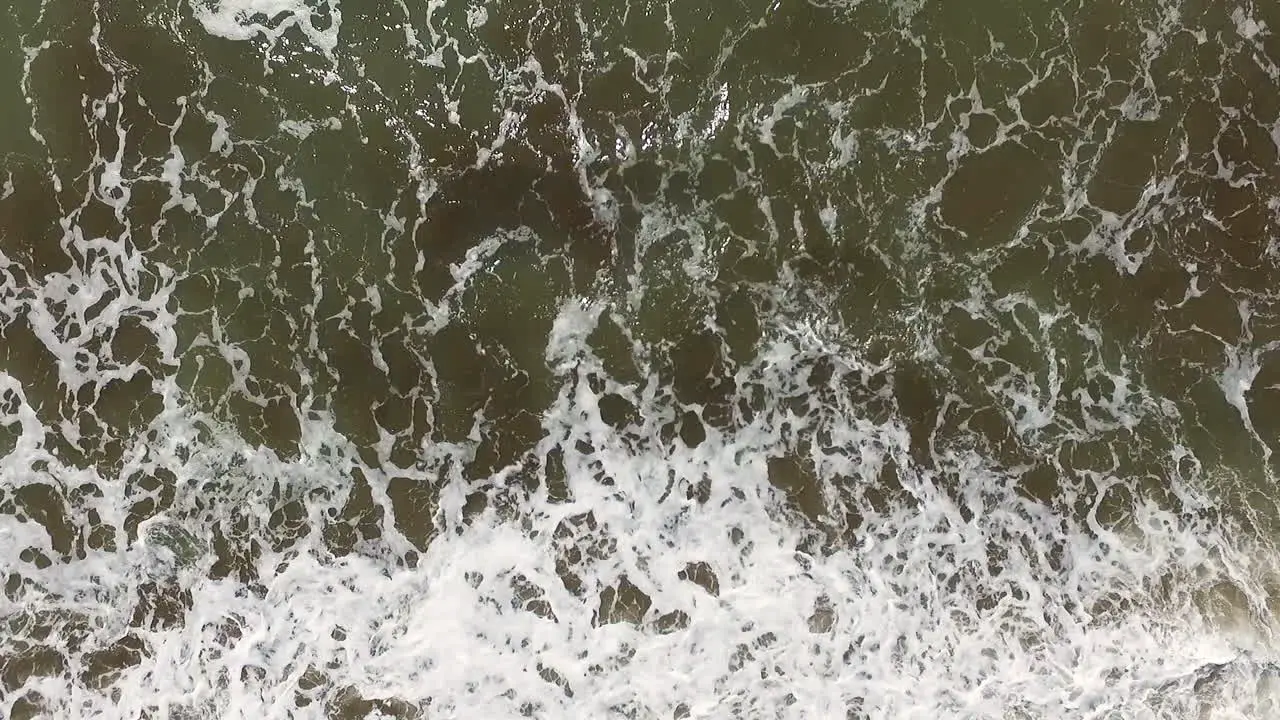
[2,0,1280,717]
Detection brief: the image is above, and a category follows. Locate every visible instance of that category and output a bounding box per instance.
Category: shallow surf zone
[4,0,1280,717]
[6,301,1280,719]
[5,297,1280,719]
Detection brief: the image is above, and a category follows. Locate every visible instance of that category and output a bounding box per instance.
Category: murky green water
[2,0,1280,717]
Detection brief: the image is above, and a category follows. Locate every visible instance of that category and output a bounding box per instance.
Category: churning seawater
[3,0,1280,717]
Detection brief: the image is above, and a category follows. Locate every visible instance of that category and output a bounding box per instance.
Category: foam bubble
[190,0,343,67]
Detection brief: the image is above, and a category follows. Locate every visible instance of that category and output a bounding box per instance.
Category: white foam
[1232,8,1266,40]
[12,287,1279,718]
[190,0,343,68]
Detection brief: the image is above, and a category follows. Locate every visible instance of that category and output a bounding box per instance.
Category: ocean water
[2,0,1280,717]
